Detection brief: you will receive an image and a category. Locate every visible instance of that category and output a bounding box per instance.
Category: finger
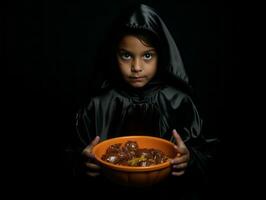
[85,162,101,171]
[82,136,101,158]
[82,148,95,159]
[175,149,181,157]
[170,154,189,164]
[90,136,101,147]
[86,172,101,177]
[173,145,186,155]
[172,163,188,170]
[172,171,185,176]
[172,129,186,149]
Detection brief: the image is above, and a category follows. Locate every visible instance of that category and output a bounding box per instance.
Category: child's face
[116,35,158,88]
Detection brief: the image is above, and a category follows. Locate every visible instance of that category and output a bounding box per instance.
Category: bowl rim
[92,135,176,172]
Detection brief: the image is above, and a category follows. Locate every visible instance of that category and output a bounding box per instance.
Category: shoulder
[159,85,189,100]
[76,88,121,117]
[84,88,124,106]
[156,85,197,110]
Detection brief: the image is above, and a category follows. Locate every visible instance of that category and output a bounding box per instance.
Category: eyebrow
[118,48,156,54]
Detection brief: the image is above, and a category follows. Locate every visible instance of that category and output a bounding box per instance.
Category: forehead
[118,35,154,52]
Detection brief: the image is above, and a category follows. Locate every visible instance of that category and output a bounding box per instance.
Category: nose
[131,58,143,72]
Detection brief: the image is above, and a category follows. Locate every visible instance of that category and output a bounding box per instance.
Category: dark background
[4,0,239,198]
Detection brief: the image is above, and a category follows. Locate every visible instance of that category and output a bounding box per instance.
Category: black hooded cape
[68,4,218,199]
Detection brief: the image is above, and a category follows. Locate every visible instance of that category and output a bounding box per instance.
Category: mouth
[129,77,145,82]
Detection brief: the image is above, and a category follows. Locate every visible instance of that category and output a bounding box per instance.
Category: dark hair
[114,27,161,52]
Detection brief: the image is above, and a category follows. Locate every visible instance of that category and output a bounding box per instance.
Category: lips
[129,77,145,82]
[130,76,144,79]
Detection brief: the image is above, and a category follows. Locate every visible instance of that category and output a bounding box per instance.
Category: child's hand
[82,136,101,177]
[170,129,190,176]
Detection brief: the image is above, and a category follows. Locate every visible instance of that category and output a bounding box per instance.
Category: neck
[119,78,163,97]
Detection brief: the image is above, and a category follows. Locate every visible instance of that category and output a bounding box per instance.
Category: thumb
[172,129,186,152]
[83,136,101,158]
[90,136,101,147]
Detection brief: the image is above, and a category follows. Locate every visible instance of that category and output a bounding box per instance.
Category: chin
[130,82,147,88]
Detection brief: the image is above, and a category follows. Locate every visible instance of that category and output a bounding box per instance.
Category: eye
[119,52,132,60]
[143,53,153,60]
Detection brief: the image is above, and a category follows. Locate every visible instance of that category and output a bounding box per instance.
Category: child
[70,3,218,199]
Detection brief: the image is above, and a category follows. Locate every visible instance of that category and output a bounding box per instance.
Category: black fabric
[76,84,202,145]
[68,4,218,200]
[90,4,193,95]
[70,84,217,199]
[119,4,189,84]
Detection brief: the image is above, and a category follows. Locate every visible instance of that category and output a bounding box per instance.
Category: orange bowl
[92,135,177,187]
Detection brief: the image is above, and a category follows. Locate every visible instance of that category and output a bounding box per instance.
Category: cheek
[147,61,158,76]
[118,62,130,76]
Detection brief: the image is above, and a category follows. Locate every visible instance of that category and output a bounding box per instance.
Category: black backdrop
[4,0,235,198]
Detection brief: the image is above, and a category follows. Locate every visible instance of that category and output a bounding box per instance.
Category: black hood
[123,4,188,83]
[91,4,191,94]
